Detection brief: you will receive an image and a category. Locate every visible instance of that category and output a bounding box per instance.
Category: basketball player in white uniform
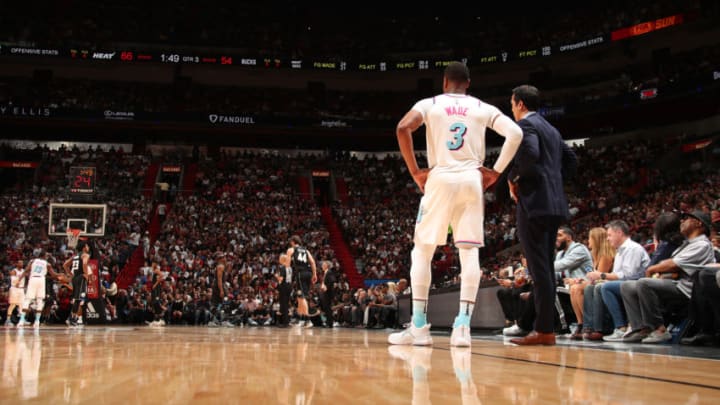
[21,252,57,327]
[5,260,25,327]
[389,61,523,347]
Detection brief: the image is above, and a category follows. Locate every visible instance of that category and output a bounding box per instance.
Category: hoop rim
[66,228,82,248]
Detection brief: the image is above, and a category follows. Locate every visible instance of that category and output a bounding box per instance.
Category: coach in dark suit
[507,85,577,346]
[320,261,337,327]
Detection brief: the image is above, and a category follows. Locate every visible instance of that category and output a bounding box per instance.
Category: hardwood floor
[2,325,720,404]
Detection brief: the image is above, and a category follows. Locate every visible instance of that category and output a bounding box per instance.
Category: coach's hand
[508,181,519,203]
[480,167,500,191]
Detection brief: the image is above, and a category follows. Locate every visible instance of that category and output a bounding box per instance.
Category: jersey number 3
[446,122,467,150]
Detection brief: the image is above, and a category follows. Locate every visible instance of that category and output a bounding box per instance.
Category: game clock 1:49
[70,166,96,194]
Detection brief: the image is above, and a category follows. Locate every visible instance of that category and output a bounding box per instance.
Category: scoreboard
[69,166,96,194]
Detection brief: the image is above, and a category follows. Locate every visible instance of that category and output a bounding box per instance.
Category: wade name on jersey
[444,106,469,117]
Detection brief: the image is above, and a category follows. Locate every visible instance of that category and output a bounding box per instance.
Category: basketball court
[2,326,719,403]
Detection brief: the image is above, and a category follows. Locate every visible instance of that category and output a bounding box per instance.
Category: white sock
[459,301,475,317]
[458,247,481,303]
[410,243,435,302]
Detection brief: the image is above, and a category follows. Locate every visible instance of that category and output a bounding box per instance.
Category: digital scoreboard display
[69,166,96,194]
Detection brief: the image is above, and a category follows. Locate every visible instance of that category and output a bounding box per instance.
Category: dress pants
[278,283,291,326]
[321,288,334,326]
[516,210,563,334]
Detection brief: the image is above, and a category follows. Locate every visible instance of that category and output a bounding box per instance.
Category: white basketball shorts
[25,277,46,301]
[414,169,485,248]
[9,287,25,305]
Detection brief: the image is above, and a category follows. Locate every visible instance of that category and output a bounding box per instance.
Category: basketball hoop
[67,228,82,249]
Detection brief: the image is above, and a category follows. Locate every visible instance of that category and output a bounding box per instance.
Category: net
[67,228,82,249]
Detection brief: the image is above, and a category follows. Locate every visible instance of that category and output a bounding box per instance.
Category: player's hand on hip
[480,167,500,191]
[411,168,430,193]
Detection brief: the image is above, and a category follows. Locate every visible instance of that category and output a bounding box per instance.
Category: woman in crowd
[569,227,615,339]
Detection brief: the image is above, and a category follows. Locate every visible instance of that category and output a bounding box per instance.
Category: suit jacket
[323,270,336,294]
[508,112,577,219]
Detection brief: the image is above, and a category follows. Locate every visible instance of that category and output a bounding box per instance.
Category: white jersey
[28,258,48,278]
[412,93,502,174]
[10,269,26,289]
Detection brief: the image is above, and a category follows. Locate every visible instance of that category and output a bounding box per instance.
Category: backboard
[48,203,107,237]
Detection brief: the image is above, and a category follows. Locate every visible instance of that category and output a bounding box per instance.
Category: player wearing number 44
[389,61,523,347]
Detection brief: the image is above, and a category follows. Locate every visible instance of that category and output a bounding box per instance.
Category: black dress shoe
[680,333,717,346]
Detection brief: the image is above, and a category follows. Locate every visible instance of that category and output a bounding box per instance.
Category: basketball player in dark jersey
[210,262,225,325]
[149,261,166,326]
[64,241,90,327]
[285,235,317,327]
[151,261,164,300]
[211,262,225,305]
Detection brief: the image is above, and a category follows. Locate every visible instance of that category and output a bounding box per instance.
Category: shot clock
[69,166,96,194]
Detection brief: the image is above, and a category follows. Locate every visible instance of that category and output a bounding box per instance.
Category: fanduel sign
[208,114,256,125]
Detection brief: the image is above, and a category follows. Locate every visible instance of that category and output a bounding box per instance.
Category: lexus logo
[209,114,219,123]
